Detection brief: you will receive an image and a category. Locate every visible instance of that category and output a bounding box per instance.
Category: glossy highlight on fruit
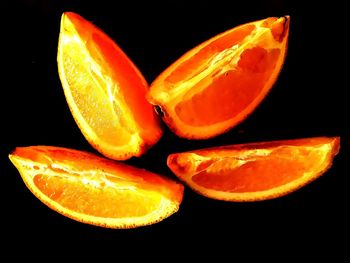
[147,16,290,139]
[167,137,340,201]
[9,146,184,229]
[57,12,163,160]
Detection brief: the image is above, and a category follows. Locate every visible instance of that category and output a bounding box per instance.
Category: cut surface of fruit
[147,16,290,139]
[167,136,340,201]
[57,12,162,160]
[9,146,184,229]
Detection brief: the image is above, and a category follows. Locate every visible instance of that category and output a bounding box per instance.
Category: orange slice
[9,146,184,228]
[167,136,340,201]
[57,12,163,160]
[147,16,289,139]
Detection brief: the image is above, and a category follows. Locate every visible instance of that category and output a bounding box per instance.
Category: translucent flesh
[165,24,256,84]
[167,137,340,197]
[9,146,184,226]
[147,17,289,138]
[33,173,161,218]
[61,47,132,145]
[175,47,280,125]
[191,146,327,192]
[58,12,162,158]
[65,12,160,137]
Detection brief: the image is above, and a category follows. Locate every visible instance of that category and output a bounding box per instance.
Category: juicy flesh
[154,17,288,127]
[191,146,326,192]
[11,146,182,219]
[175,47,280,125]
[62,50,133,145]
[33,171,161,218]
[165,24,256,84]
[85,26,160,139]
[168,137,338,193]
[59,12,160,149]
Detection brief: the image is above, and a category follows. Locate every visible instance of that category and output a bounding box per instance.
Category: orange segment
[147,16,289,139]
[57,12,163,160]
[167,137,340,201]
[9,146,184,228]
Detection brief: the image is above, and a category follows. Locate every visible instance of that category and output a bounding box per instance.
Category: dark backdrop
[1,0,348,254]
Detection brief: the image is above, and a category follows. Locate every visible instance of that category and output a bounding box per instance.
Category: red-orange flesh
[167,136,340,201]
[147,16,290,139]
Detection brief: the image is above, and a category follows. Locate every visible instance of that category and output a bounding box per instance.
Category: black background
[1,0,348,254]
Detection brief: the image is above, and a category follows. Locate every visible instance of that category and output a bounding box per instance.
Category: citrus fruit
[57,12,163,160]
[9,145,184,228]
[147,16,290,139]
[167,136,340,201]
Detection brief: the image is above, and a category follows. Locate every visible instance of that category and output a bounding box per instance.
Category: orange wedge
[57,12,162,160]
[167,136,340,201]
[9,146,184,228]
[147,16,289,139]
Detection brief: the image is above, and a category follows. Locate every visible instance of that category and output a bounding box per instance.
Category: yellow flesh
[9,154,179,228]
[57,14,143,158]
